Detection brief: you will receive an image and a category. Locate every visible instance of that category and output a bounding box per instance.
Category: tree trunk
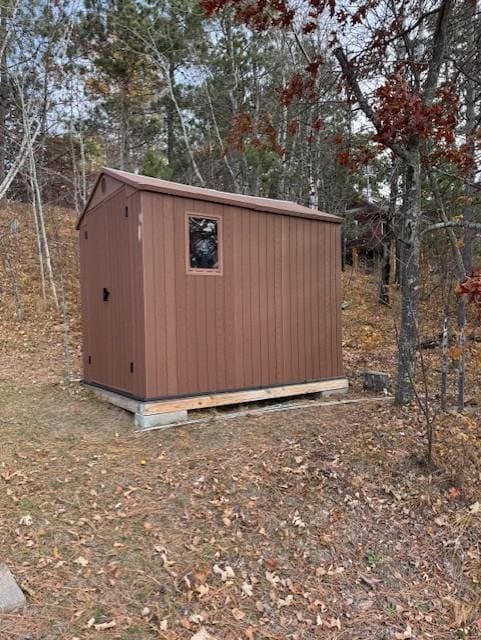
[0,4,7,183]
[395,151,421,405]
[30,177,46,303]
[457,297,466,410]
[456,0,477,411]
[378,238,391,304]
[378,161,399,304]
[28,146,58,308]
[119,84,130,171]
[166,62,175,169]
[394,239,401,285]
[0,230,24,321]
[440,311,449,411]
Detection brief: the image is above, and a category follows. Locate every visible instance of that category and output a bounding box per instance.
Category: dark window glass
[189,216,219,270]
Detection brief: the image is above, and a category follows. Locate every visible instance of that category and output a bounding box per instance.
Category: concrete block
[0,564,26,613]
[319,387,348,398]
[135,410,188,430]
[311,381,349,399]
[362,371,391,393]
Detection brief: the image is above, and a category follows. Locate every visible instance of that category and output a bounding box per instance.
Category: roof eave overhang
[76,168,343,230]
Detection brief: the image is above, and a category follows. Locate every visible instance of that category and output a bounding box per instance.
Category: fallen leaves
[277,594,293,608]
[291,511,306,528]
[265,571,280,587]
[434,515,449,527]
[191,628,218,640]
[73,556,89,567]
[231,607,245,620]
[213,564,235,581]
[86,618,116,630]
[2,339,481,640]
[394,623,412,639]
[196,583,210,598]
[468,501,480,515]
[316,565,345,577]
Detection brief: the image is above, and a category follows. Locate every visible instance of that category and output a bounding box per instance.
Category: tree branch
[333,46,410,163]
[422,0,454,106]
[423,221,481,233]
[291,28,311,64]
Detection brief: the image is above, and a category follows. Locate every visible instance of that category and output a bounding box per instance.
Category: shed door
[83,189,135,394]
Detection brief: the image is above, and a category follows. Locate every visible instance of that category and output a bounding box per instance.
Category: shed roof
[77,167,342,229]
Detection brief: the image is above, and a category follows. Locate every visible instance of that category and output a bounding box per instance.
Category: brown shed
[77,168,347,428]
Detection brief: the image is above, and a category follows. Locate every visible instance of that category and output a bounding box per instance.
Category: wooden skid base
[86,378,349,429]
[142,378,349,415]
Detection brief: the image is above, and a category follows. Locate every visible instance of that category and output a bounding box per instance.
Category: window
[187,215,221,273]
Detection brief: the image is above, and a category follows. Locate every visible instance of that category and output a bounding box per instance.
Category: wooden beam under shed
[142,378,348,415]
[87,377,349,429]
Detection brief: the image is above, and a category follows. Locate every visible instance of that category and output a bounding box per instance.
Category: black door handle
[103,287,110,301]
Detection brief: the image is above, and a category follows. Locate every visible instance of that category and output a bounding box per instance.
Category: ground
[1,204,481,639]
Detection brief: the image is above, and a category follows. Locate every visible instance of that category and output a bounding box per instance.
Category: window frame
[185,212,223,276]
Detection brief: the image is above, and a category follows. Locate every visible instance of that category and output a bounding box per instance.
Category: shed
[77,168,348,428]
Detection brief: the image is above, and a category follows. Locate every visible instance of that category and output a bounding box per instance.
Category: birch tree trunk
[119,83,131,172]
[440,310,449,411]
[378,160,400,305]
[0,3,8,183]
[28,147,59,308]
[166,61,175,169]
[456,0,478,410]
[29,171,46,303]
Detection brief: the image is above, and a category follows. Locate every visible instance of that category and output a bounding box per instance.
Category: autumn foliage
[201,0,473,175]
[226,111,284,155]
[373,77,457,147]
[455,270,481,317]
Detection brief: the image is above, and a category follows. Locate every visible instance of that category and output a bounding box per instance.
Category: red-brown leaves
[199,0,225,16]
[373,75,424,146]
[455,270,481,315]
[336,145,377,172]
[260,113,283,154]
[201,0,381,32]
[306,57,324,77]
[200,0,296,30]
[202,0,468,175]
[226,112,283,155]
[281,74,305,106]
[432,144,474,173]
[226,112,254,152]
[287,119,300,136]
[302,20,317,34]
[280,57,324,106]
[372,75,466,168]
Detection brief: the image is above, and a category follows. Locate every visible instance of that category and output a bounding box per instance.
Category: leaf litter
[1,378,481,639]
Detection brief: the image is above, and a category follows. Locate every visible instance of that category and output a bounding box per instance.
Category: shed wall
[141,191,342,400]
[87,175,124,211]
[79,187,146,396]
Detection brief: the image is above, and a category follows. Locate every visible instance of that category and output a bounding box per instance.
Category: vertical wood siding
[141,192,343,400]
[79,188,146,396]
[87,175,124,210]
